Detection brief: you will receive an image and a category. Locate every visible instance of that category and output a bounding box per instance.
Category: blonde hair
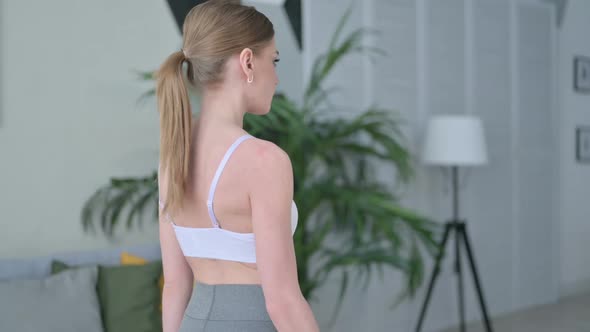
[157,1,274,215]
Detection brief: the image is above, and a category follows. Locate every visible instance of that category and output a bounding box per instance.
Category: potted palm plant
[82,9,440,319]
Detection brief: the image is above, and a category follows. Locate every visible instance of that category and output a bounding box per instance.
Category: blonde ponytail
[157,1,275,215]
[157,50,192,215]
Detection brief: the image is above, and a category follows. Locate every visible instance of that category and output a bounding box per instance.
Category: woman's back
[164,122,268,284]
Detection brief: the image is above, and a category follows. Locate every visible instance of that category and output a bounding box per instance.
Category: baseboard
[560,278,590,298]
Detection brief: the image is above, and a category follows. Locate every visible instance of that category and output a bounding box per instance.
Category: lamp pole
[414,166,493,332]
[452,166,459,221]
[451,165,466,332]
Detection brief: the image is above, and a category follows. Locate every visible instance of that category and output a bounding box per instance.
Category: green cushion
[52,260,162,332]
[0,266,103,332]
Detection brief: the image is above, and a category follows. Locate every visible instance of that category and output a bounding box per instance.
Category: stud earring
[247,75,253,83]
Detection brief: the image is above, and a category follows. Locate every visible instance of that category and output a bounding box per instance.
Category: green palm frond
[82,172,158,236]
[304,7,381,110]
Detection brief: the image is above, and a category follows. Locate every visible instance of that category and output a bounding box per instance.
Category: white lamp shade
[422,115,488,166]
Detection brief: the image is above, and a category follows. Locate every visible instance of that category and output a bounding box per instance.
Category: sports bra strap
[158,199,176,225]
[207,134,253,228]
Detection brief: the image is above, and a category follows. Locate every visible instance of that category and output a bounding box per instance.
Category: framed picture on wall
[576,127,590,163]
[574,56,590,93]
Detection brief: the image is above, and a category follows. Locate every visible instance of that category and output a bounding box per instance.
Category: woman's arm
[247,141,320,332]
[158,169,194,332]
[159,220,193,332]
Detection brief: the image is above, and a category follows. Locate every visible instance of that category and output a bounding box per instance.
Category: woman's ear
[239,48,254,81]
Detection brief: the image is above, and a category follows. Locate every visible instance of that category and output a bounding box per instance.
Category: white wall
[0,0,179,258]
[559,0,590,297]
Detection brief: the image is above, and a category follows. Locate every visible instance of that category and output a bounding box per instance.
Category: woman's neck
[198,86,246,129]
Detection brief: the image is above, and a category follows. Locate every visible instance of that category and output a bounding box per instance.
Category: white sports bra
[159,134,299,263]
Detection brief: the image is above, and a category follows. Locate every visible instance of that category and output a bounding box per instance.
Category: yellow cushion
[121,252,164,311]
[120,252,149,265]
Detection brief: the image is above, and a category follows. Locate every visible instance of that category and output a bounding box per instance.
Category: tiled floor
[443,292,590,332]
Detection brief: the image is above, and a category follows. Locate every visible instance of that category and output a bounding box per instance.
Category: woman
[156,2,320,331]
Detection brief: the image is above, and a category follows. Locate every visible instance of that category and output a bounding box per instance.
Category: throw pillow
[120,252,164,311]
[52,260,162,332]
[0,266,103,332]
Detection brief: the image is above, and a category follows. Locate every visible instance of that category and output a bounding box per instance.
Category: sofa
[0,243,163,332]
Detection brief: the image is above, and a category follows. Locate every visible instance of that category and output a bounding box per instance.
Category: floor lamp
[415,115,494,332]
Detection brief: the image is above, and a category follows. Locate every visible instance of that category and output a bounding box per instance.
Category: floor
[442,292,590,332]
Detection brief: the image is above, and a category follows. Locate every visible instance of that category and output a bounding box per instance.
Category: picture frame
[574,56,590,93]
[576,127,590,163]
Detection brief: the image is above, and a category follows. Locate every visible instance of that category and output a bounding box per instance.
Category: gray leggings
[179,282,277,332]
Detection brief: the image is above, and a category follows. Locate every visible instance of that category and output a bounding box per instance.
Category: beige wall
[0,0,178,258]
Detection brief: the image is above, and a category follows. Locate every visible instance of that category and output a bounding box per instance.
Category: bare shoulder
[241,138,292,177]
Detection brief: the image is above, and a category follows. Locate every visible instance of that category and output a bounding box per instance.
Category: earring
[247,75,253,83]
